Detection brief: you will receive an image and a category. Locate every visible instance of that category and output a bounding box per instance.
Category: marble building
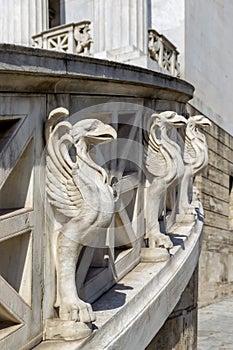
[0,0,231,349]
[150,0,233,306]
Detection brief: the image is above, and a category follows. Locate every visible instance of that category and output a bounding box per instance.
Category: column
[0,0,48,46]
[93,0,148,60]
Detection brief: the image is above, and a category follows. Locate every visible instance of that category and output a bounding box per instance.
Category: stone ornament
[143,111,211,259]
[32,21,93,55]
[144,111,187,250]
[148,29,180,77]
[44,107,210,339]
[74,22,93,54]
[45,107,116,339]
[177,115,212,215]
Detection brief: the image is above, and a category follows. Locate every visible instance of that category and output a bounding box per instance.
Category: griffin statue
[45,107,117,325]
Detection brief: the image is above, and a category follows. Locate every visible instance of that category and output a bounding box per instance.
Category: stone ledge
[0,44,194,102]
[35,204,203,350]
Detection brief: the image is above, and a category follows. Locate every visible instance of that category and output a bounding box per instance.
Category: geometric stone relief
[0,139,34,214]
[0,231,32,305]
[0,117,22,150]
[107,110,144,279]
[0,303,22,340]
[0,97,45,350]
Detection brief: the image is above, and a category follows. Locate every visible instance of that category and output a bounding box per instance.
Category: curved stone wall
[0,44,205,350]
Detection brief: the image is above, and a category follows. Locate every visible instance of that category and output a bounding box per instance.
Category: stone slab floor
[198,299,233,349]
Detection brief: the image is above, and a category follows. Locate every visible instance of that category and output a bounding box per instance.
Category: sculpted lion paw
[59,298,96,323]
[149,232,173,249]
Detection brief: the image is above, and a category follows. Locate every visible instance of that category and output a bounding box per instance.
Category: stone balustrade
[0,44,206,350]
[148,29,180,77]
[32,21,92,55]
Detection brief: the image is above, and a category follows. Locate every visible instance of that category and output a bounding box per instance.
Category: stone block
[204,166,229,189]
[208,149,230,174]
[202,195,228,216]
[204,210,228,231]
[140,247,170,262]
[201,178,229,203]
[45,319,92,341]
[146,270,198,350]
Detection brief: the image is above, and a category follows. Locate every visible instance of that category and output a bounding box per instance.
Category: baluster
[158,36,164,67]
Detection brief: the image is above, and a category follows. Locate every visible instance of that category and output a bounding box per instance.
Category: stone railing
[148,29,180,77]
[0,45,206,350]
[32,21,92,55]
[43,106,211,342]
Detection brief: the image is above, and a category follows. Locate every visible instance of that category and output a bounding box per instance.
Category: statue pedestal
[176,213,196,223]
[141,247,170,263]
[45,319,92,341]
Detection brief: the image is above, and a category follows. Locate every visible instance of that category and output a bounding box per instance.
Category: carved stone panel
[0,96,45,349]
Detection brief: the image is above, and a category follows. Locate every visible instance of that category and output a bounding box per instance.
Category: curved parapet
[0,46,206,350]
[40,201,204,349]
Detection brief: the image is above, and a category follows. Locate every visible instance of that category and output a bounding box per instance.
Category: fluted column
[0,0,48,46]
[93,0,148,58]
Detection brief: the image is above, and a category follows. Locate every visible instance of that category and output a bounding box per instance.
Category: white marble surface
[149,0,185,75]
[35,202,204,349]
[0,0,48,46]
[186,0,233,137]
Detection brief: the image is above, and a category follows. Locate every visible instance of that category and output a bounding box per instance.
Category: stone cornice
[0,44,194,102]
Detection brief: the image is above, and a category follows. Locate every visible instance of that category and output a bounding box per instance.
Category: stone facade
[0,44,205,350]
[0,0,48,46]
[185,0,233,304]
[1,0,231,348]
[146,267,198,350]
[150,0,233,305]
[188,106,233,305]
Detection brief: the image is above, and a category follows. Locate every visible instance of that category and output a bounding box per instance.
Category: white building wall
[64,0,148,57]
[63,0,94,24]
[185,0,233,136]
[149,0,185,74]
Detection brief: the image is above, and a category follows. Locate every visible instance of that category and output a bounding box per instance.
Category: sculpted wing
[46,121,83,218]
[183,136,197,165]
[144,134,167,177]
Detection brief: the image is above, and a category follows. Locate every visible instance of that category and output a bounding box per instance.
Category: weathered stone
[45,319,92,341]
[0,44,204,350]
[146,268,198,350]
[141,247,170,262]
